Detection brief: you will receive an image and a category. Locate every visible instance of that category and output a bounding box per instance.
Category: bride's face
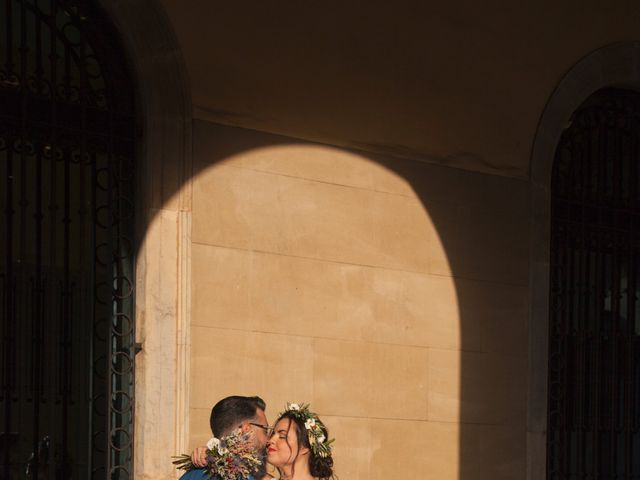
[266,418,300,468]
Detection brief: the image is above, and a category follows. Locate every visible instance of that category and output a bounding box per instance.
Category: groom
[180,395,271,480]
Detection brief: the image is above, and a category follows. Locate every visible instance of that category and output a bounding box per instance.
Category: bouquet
[173,430,262,480]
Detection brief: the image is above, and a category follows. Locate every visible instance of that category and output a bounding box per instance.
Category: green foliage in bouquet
[173,430,262,480]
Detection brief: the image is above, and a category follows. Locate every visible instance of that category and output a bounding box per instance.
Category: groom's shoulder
[179,468,209,479]
[178,469,258,480]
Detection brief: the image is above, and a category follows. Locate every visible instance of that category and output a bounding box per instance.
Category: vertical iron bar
[594,111,606,480]
[89,150,96,480]
[583,135,592,480]
[3,132,15,480]
[19,1,41,478]
[35,137,44,480]
[34,0,43,96]
[624,120,634,479]
[62,124,71,480]
[579,136,587,479]
[69,13,85,476]
[609,123,618,480]
[567,213,576,479]
[107,110,114,480]
[48,0,57,273]
[631,124,638,479]
[4,0,13,78]
[47,0,59,424]
[61,14,73,477]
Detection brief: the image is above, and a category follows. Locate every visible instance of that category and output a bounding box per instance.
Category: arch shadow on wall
[185,120,531,480]
[528,41,640,480]
[107,1,537,478]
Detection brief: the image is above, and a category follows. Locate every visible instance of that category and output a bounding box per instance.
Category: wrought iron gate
[0,0,136,478]
[548,88,640,479]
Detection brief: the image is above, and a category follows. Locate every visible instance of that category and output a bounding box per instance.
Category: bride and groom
[178,395,334,480]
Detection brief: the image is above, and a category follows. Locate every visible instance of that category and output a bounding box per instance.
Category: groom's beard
[253,447,268,477]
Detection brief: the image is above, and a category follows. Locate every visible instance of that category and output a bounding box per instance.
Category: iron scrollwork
[548,89,640,479]
[1,1,136,478]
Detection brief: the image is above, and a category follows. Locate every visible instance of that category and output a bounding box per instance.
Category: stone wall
[187,120,529,479]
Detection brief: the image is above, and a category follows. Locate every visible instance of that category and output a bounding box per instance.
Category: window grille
[548,88,640,479]
[0,1,136,478]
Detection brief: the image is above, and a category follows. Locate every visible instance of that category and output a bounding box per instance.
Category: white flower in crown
[317,433,326,443]
[304,418,316,430]
[206,437,221,451]
[288,403,301,411]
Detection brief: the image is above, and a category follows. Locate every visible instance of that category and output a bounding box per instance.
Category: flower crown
[279,403,334,458]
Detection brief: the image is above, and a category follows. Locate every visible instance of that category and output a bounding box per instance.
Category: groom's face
[250,408,270,449]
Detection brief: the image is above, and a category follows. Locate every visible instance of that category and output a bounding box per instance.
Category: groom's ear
[239,421,251,433]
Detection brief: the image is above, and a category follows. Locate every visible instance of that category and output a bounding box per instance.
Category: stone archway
[95,1,192,477]
[528,42,640,480]
[97,3,546,479]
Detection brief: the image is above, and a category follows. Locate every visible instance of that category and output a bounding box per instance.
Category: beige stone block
[192,120,530,211]
[406,163,529,216]
[370,155,430,198]
[188,407,212,452]
[189,327,314,413]
[369,419,459,480]
[191,243,368,340]
[455,277,528,355]
[362,270,460,348]
[192,164,445,272]
[427,202,529,285]
[135,208,181,475]
[322,416,372,480]
[369,419,525,480]
[314,338,428,419]
[193,120,417,197]
[427,348,527,425]
[459,423,526,480]
[146,121,189,212]
[192,243,460,349]
[365,190,441,273]
[191,244,254,332]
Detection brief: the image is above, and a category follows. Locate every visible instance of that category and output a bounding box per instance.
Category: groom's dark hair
[210,395,266,437]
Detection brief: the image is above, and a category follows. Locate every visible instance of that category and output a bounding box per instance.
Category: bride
[265,403,334,480]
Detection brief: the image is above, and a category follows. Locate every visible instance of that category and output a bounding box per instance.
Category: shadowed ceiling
[160,0,640,178]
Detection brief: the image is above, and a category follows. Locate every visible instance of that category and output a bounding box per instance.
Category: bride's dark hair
[277,411,334,480]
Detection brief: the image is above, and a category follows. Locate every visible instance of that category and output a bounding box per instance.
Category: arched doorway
[546,88,640,478]
[0,0,136,477]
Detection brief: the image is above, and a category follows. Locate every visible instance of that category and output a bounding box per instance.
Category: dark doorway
[547,88,640,479]
[0,1,136,478]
